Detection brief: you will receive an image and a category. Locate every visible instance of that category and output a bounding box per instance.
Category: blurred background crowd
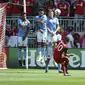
[0,0,85,17]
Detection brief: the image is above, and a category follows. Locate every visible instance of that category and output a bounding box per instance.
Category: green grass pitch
[0,69,85,85]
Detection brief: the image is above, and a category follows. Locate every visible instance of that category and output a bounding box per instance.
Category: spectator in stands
[72,32,80,48]
[69,0,76,17]
[7,1,13,16]
[56,0,70,17]
[0,0,4,3]
[74,0,85,31]
[25,0,33,16]
[80,33,85,48]
[54,0,57,6]
[46,0,56,12]
[12,23,18,36]
[32,0,46,16]
[64,0,76,16]
[12,0,22,15]
[6,24,12,46]
[6,24,12,37]
[39,0,46,8]
[66,27,75,48]
[32,0,41,16]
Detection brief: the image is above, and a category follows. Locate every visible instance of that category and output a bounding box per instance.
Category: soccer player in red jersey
[53,35,73,76]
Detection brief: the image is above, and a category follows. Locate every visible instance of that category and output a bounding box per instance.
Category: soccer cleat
[41,59,45,66]
[58,70,63,73]
[66,71,69,74]
[64,74,71,76]
[45,67,48,73]
[18,60,22,66]
[37,56,43,62]
[22,60,26,66]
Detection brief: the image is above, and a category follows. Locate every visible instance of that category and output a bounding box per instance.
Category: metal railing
[58,17,85,32]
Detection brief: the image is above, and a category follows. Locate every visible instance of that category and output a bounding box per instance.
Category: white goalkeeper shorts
[37,30,47,43]
[17,37,28,47]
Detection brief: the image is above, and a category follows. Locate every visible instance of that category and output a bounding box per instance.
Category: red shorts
[54,56,69,64]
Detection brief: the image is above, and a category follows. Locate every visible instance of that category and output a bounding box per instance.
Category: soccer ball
[55,8,61,16]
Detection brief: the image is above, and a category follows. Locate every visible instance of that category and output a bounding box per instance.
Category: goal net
[0,3,8,69]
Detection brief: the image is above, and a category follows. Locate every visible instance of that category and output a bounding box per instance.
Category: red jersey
[54,40,68,59]
[26,0,33,15]
[7,3,13,15]
[46,5,56,12]
[57,1,70,16]
[12,28,18,36]
[12,0,22,15]
[75,0,85,15]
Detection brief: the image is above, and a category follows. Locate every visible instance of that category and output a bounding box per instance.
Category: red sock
[65,64,68,74]
[62,65,66,75]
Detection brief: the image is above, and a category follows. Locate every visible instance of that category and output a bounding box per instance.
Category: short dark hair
[67,26,73,32]
[21,12,26,16]
[39,8,44,12]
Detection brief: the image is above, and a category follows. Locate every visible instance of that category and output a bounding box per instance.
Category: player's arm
[66,54,74,57]
[35,17,43,33]
[36,19,45,24]
[56,18,60,33]
[56,26,61,32]
[62,48,73,57]
[22,26,30,41]
[22,21,31,41]
[37,16,47,33]
[19,19,28,28]
[47,25,54,36]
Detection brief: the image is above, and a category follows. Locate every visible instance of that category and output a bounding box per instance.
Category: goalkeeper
[17,12,31,66]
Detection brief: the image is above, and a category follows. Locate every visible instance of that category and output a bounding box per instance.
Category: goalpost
[23,0,28,69]
[23,0,26,13]
[0,3,8,69]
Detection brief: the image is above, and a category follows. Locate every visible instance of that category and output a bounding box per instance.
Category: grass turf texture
[0,69,85,85]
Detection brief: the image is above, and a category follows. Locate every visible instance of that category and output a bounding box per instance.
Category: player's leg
[37,31,43,62]
[45,42,53,73]
[61,57,70,76]
[22,37,28,66]
[45,58,50,73]
[17,37,23,66]
[57,64,63,73]
[18,47,22,66]
[41,30,47,64]
[22,48,26,66]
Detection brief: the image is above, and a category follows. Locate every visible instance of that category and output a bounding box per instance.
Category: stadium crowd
[0,0,85,17]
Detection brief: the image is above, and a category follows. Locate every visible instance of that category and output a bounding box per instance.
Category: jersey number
[55,42,64,51]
